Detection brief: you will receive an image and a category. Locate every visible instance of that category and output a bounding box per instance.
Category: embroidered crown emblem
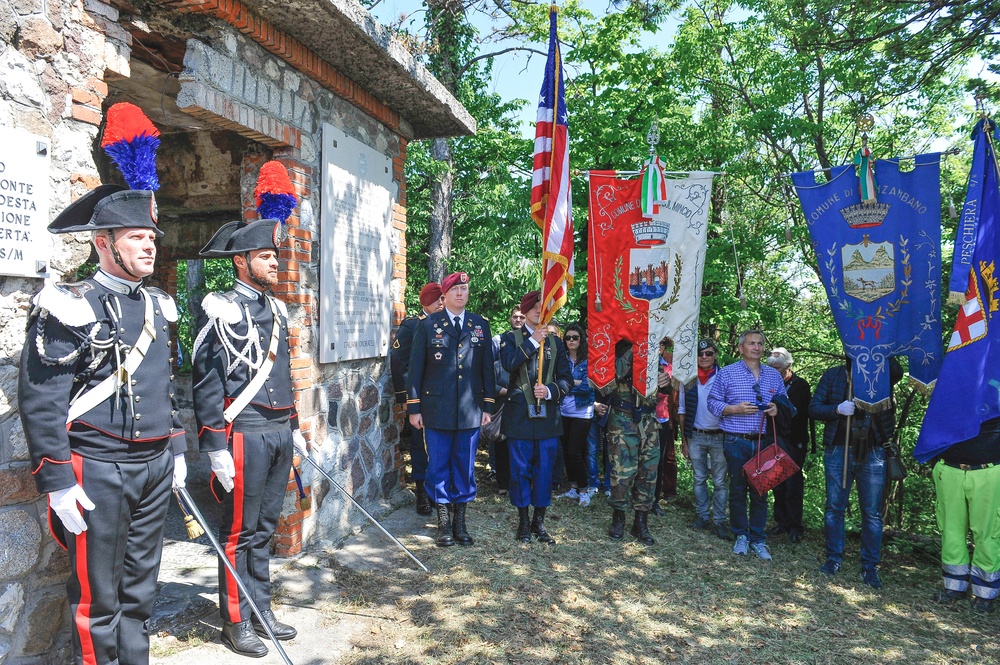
[840,201,890,228]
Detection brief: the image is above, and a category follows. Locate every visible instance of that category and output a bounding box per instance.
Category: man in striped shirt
[708,329,787,561]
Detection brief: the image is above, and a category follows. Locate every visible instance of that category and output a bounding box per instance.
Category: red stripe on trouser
[71,454,98,665]
[223,433,245,622]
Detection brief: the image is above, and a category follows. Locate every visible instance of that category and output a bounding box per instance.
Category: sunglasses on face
[698,351,715,357]
[564,335,581,341]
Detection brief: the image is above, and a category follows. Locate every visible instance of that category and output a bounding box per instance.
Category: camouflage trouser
[607,409,661,512]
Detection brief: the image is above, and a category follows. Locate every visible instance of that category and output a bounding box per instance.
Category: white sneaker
[559,488,580,500]
[604,489,611,497]
[579,492,591,507]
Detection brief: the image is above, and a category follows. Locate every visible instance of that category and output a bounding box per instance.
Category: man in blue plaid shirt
[708,329,787,560]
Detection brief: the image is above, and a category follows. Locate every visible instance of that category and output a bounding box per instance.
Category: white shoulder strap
[66,289,157,424]
[222,297,282,423]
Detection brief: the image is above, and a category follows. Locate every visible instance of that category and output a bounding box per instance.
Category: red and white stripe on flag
[530,6,574,325]
[949,270,988,350]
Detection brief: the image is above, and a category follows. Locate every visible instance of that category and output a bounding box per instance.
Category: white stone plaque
[319,123,396,363]
[0,128,51,278]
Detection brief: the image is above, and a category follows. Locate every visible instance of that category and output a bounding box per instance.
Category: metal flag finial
[975,92,989,119]
[856,113,874,148]
[646,119,660,155]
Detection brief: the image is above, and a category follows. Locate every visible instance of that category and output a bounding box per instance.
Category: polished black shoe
[251,609,297,641]
[630,510,655,546]
[649,501,665,517]
[714,522,732,541]
[531,507,556,544]
[436,504,455,547]
[788,530,803,544]
[608,509,626,540]
[222,620,268,658]
[414,480,433,516]
[515,507,531,543]
[767,525,788,536]
[452,502,474,546]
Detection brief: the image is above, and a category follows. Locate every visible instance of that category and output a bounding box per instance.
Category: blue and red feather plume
[254,161,297,223]
[100,102,160,191]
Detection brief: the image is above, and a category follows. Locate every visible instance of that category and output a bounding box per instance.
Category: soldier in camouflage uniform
[599,341,665,545]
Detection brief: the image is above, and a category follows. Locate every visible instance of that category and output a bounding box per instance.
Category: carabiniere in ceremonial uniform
[19,184,187,665]
[192,218,302,658]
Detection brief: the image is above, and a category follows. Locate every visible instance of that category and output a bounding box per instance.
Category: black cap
[199,218,284,258]
[47,186,163,237]
[697,338,718,353]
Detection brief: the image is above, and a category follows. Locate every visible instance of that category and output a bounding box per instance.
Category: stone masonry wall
[0,0,413,661]
[0,0,128,661]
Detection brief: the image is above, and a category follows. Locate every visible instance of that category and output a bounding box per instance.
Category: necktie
[454,316,461,330]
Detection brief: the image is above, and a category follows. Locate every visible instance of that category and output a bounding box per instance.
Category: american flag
[530,5,574,325]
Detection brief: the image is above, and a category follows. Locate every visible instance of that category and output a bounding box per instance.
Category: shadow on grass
[321,454,999,665]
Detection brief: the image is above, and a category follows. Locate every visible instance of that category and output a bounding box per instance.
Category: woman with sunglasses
[558,324,595,506]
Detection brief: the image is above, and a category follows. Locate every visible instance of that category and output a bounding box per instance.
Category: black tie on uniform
[454,316,460,330]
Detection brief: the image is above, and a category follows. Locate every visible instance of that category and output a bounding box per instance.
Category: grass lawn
[320,455,998,664]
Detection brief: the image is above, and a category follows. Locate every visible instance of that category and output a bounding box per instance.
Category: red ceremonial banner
[587,171,659,394]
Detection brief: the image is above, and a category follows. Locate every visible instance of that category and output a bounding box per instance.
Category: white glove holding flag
[292,429,309,455]
[49,484,95,535]
[208,450,236,493]
[172,453,187,489]
[836,400,856,416]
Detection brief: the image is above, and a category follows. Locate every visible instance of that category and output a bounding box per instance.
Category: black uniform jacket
[19,273,186,493]
[192,281,297,453]
[499,327,572,440]
[406,309,496,430]
[390,314,423,404]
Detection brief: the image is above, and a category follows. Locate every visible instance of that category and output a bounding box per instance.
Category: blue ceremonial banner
[916,121,1000,462]
[792,154,943,410]
[948,122,991,297]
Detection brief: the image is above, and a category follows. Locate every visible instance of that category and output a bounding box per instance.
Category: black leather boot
[222,620,268,657]
[436,503,455,547]
[515,507,531,543]
[452,502,474,546]
[631,510,656,545]
[608,509,626,540]
[251,609,297,640]
[531,507,556,544]
[415,480,432,515]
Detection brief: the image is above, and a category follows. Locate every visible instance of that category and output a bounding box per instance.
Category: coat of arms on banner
[842,239,894,304]
[792,154,943,410]
[588,170,715,393]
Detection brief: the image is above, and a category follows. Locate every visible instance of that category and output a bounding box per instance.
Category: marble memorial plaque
[319,123,396,363]
[0,128,51,278]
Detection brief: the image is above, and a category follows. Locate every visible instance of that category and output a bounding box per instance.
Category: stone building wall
[0,0,462,661]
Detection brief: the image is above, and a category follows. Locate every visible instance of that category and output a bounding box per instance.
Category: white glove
[49,485,95,535]
[172,453,187,489]
[208,450,236,493]
[292,429,309,455]
[836,400,856,416]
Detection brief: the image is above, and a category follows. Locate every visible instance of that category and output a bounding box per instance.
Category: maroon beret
[441,271,469,294]
[520,290,541,314]
[419,282,442,307]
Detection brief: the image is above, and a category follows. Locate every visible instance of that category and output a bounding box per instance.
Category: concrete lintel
[239,0,476,140]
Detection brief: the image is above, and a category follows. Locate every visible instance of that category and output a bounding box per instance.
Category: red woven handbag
[743,415,800,496]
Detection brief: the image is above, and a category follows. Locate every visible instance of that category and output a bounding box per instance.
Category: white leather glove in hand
[49,485,95,535]
[836,400,856,416]
[172,453,187,489]
[208,450,236,493]
[292,429,309,455]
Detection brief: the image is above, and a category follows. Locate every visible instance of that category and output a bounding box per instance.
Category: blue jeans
[586,419,611,491]
[723,434,769,544]
[824,445,885,569]
[689,430,727,523]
